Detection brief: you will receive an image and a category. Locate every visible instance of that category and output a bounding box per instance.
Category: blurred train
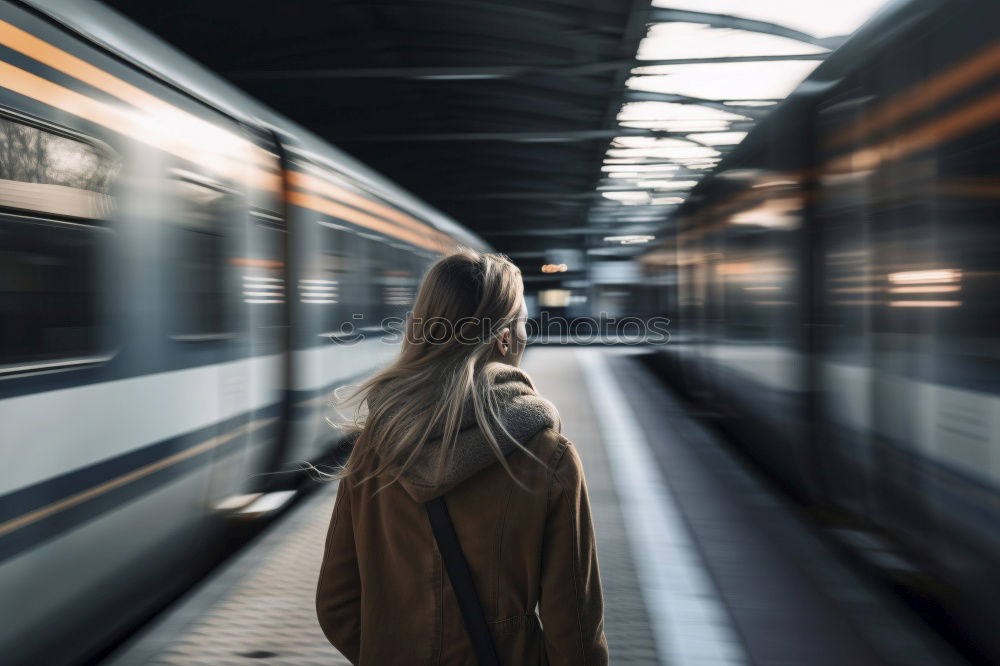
[640,0,999,659]
[0,1,488,663]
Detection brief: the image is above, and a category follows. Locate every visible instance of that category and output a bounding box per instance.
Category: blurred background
[1,0,998,664]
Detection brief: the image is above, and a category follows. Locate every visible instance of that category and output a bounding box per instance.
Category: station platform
[98,348,964,666]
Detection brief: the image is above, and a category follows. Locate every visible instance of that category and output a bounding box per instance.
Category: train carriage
[0,1,488,663]
[642,0,1000,660]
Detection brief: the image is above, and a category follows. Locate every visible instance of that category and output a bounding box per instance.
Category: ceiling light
[688,131,748,146]
[619,120,735,132]
[636,179,698,189]
[604,235,655,244]
[602,163,679,172]
[607,145,720,159]
[606,171,681,180]
[887,269,961,284]
[601,191,651,204]
[602,158,683,165]
[724,100,778,107]
[618,101,746,122]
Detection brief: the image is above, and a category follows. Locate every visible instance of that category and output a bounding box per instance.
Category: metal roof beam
[228,53,826,80]
[634,53,826,67]
[452,192,601,200]
[332,128,694,143]
[647,8,847,50]
[624,91,777,118]
[483,226,660,236]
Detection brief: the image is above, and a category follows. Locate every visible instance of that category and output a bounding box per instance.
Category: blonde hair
[334,248,528,489]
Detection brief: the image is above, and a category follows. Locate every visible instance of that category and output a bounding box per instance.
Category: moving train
[0,1,487,663]
[640,0,999,660]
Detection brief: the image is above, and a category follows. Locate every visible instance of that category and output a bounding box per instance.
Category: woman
[316,249,608,665]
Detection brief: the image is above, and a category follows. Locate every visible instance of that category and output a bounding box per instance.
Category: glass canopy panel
[626,61,824,100]
[588,0,894,249]
[648,0,895,39]
[636,22,828,61]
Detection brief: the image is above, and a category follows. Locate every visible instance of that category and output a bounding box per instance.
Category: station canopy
[107,0,891,284]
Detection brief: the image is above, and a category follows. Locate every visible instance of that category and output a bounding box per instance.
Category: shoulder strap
[425,496,502,666]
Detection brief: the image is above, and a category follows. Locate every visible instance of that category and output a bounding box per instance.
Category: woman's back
[317,424,607,665]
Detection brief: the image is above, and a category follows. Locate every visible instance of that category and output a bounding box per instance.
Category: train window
[0,116,117,372]
[169,171,240,339]
[0,116,117,219]
[0,217,111,371]
[242,210,286,340]
[382,245,419,319]
[313,224,352,335]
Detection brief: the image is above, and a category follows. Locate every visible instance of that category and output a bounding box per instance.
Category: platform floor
[99,347,964,666]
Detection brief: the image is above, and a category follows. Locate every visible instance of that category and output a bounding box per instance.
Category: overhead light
[618,101,746,122]
[541,263,569,273]
[603,235,655,244]
[601,191,650,203]
[635,179,698,189]
[888,300,961,308]
[602,163,679,172]
[602,158,683,166]
[650,196,685,205]
[619,120,735,132]
[607,145,720,159]
[889,285,960,294]
[724,100,778,107]
[888,269,961,284]
[688,131,748,146]
[606,171,676,179]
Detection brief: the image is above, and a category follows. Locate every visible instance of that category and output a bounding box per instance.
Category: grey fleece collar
[396,362,561,503]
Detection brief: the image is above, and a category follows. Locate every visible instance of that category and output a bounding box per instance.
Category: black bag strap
[425,496,502,666]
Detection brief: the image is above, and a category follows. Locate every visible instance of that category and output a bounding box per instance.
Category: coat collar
[395,362,561,503]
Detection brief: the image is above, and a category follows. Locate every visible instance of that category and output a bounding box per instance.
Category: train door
[702,224,726,400]
[212,127,287,506]
[864,42,944,553]
[814,86,882,517]
[164,163,254,512]
[680,227,715,398]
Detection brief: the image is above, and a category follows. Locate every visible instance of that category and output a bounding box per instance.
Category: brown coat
[315,423,609,665]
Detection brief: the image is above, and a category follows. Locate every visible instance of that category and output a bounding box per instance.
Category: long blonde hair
[335,248,527,488]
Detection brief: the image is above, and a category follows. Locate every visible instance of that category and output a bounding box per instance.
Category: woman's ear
[496,327,511,356]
